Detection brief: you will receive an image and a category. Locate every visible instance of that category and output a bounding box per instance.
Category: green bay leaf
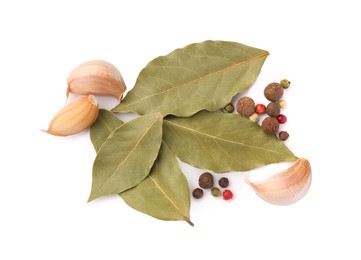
[163,110,297,173]
[121,141,193,226]
[90,109,123,152]
[112,40,268,117]
[90,111,192,225]
[88,112,163,202]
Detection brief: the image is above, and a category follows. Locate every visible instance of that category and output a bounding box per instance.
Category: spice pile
[193,173,233,200]
[44,40,312,226]
[233,80,290,140]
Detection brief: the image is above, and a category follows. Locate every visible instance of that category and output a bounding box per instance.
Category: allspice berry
[218,177,229,188]
[266,102,281,117]
[236,97,255,117]
[199,172,214,189]
[279,131,289,141]
[262,117,280,134]
[211,187,221,197]
[192,188,204,199]
[264,82,284,102]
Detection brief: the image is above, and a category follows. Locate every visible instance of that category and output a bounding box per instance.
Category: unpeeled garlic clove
[67,60,126,100]
[244,158,312,206]
[45,95,99,136]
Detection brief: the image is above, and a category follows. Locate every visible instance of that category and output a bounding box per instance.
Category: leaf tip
[110,103,125,113]
[87,193,97,203]
[110,106,119,113]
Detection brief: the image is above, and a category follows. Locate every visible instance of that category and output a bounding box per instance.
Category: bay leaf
[90,109,123,152]
[163,110,297,173]
[121,141,193,226]
[88,113,163,202]
[112,40,269,117]
[90,111,193,225]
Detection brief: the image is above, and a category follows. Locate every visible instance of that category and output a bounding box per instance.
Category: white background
[1,0,360,259]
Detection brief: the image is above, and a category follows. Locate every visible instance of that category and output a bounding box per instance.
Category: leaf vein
[122,52,268,107]
[96,116,160,192]
[148,175,189,222]
[165,120,288,155]
[98,114,115,134]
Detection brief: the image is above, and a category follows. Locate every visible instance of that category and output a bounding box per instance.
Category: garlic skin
[67,60,126,100]
[46,95,99,136]
[244,158,312,206]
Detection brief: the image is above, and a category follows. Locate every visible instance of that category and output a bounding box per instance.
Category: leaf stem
[184,217,194,227]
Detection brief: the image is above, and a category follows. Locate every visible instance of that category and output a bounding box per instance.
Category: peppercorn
[222,190,233,200]
[277,99,287,109]
[255,103,266,114]
[223,103,234,113]
[266,102,281,117]
[192,188,204,199]
[199,172,214,189]
[280,79,291,89]
[211,187,221,197]
[279,131,289,141]
[249,113,259,123]
[277,114,287,124]
[264,82,284,102]
[236,97,255,117]
[218,177,229,188]
[261,117,280,134]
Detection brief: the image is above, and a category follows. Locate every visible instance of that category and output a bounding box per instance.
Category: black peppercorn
[266,102,281,117]
[261,117,280,134]
[279,131,289,141]
[218,177,229,188]
[199,172,214,189]
[192,188,204,199]
[264,82,284,102]
[236,97,255,117]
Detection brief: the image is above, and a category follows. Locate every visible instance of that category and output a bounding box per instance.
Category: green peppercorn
[223,103,234,113]
[279,131,289,141]
[192,188,204,199]
[266,102,281,117]
[280,79,291,89]
[199,172,214,189]
[218,177,229,188]
[261,117,280,134]
[211,187,221,197]
[236,97,255,117]
[264,82,284,102]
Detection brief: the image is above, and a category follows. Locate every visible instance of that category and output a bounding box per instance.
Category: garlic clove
[244,158,312,206]
[45,95,99,136]
[67,60,126,100]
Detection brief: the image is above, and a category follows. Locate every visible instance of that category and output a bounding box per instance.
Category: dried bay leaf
[90,109,123,152]
[163,110,297,173]
[90,111,193,226]
[112,40,269,117]
[121,141,193,226]
[88,112,163,202]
